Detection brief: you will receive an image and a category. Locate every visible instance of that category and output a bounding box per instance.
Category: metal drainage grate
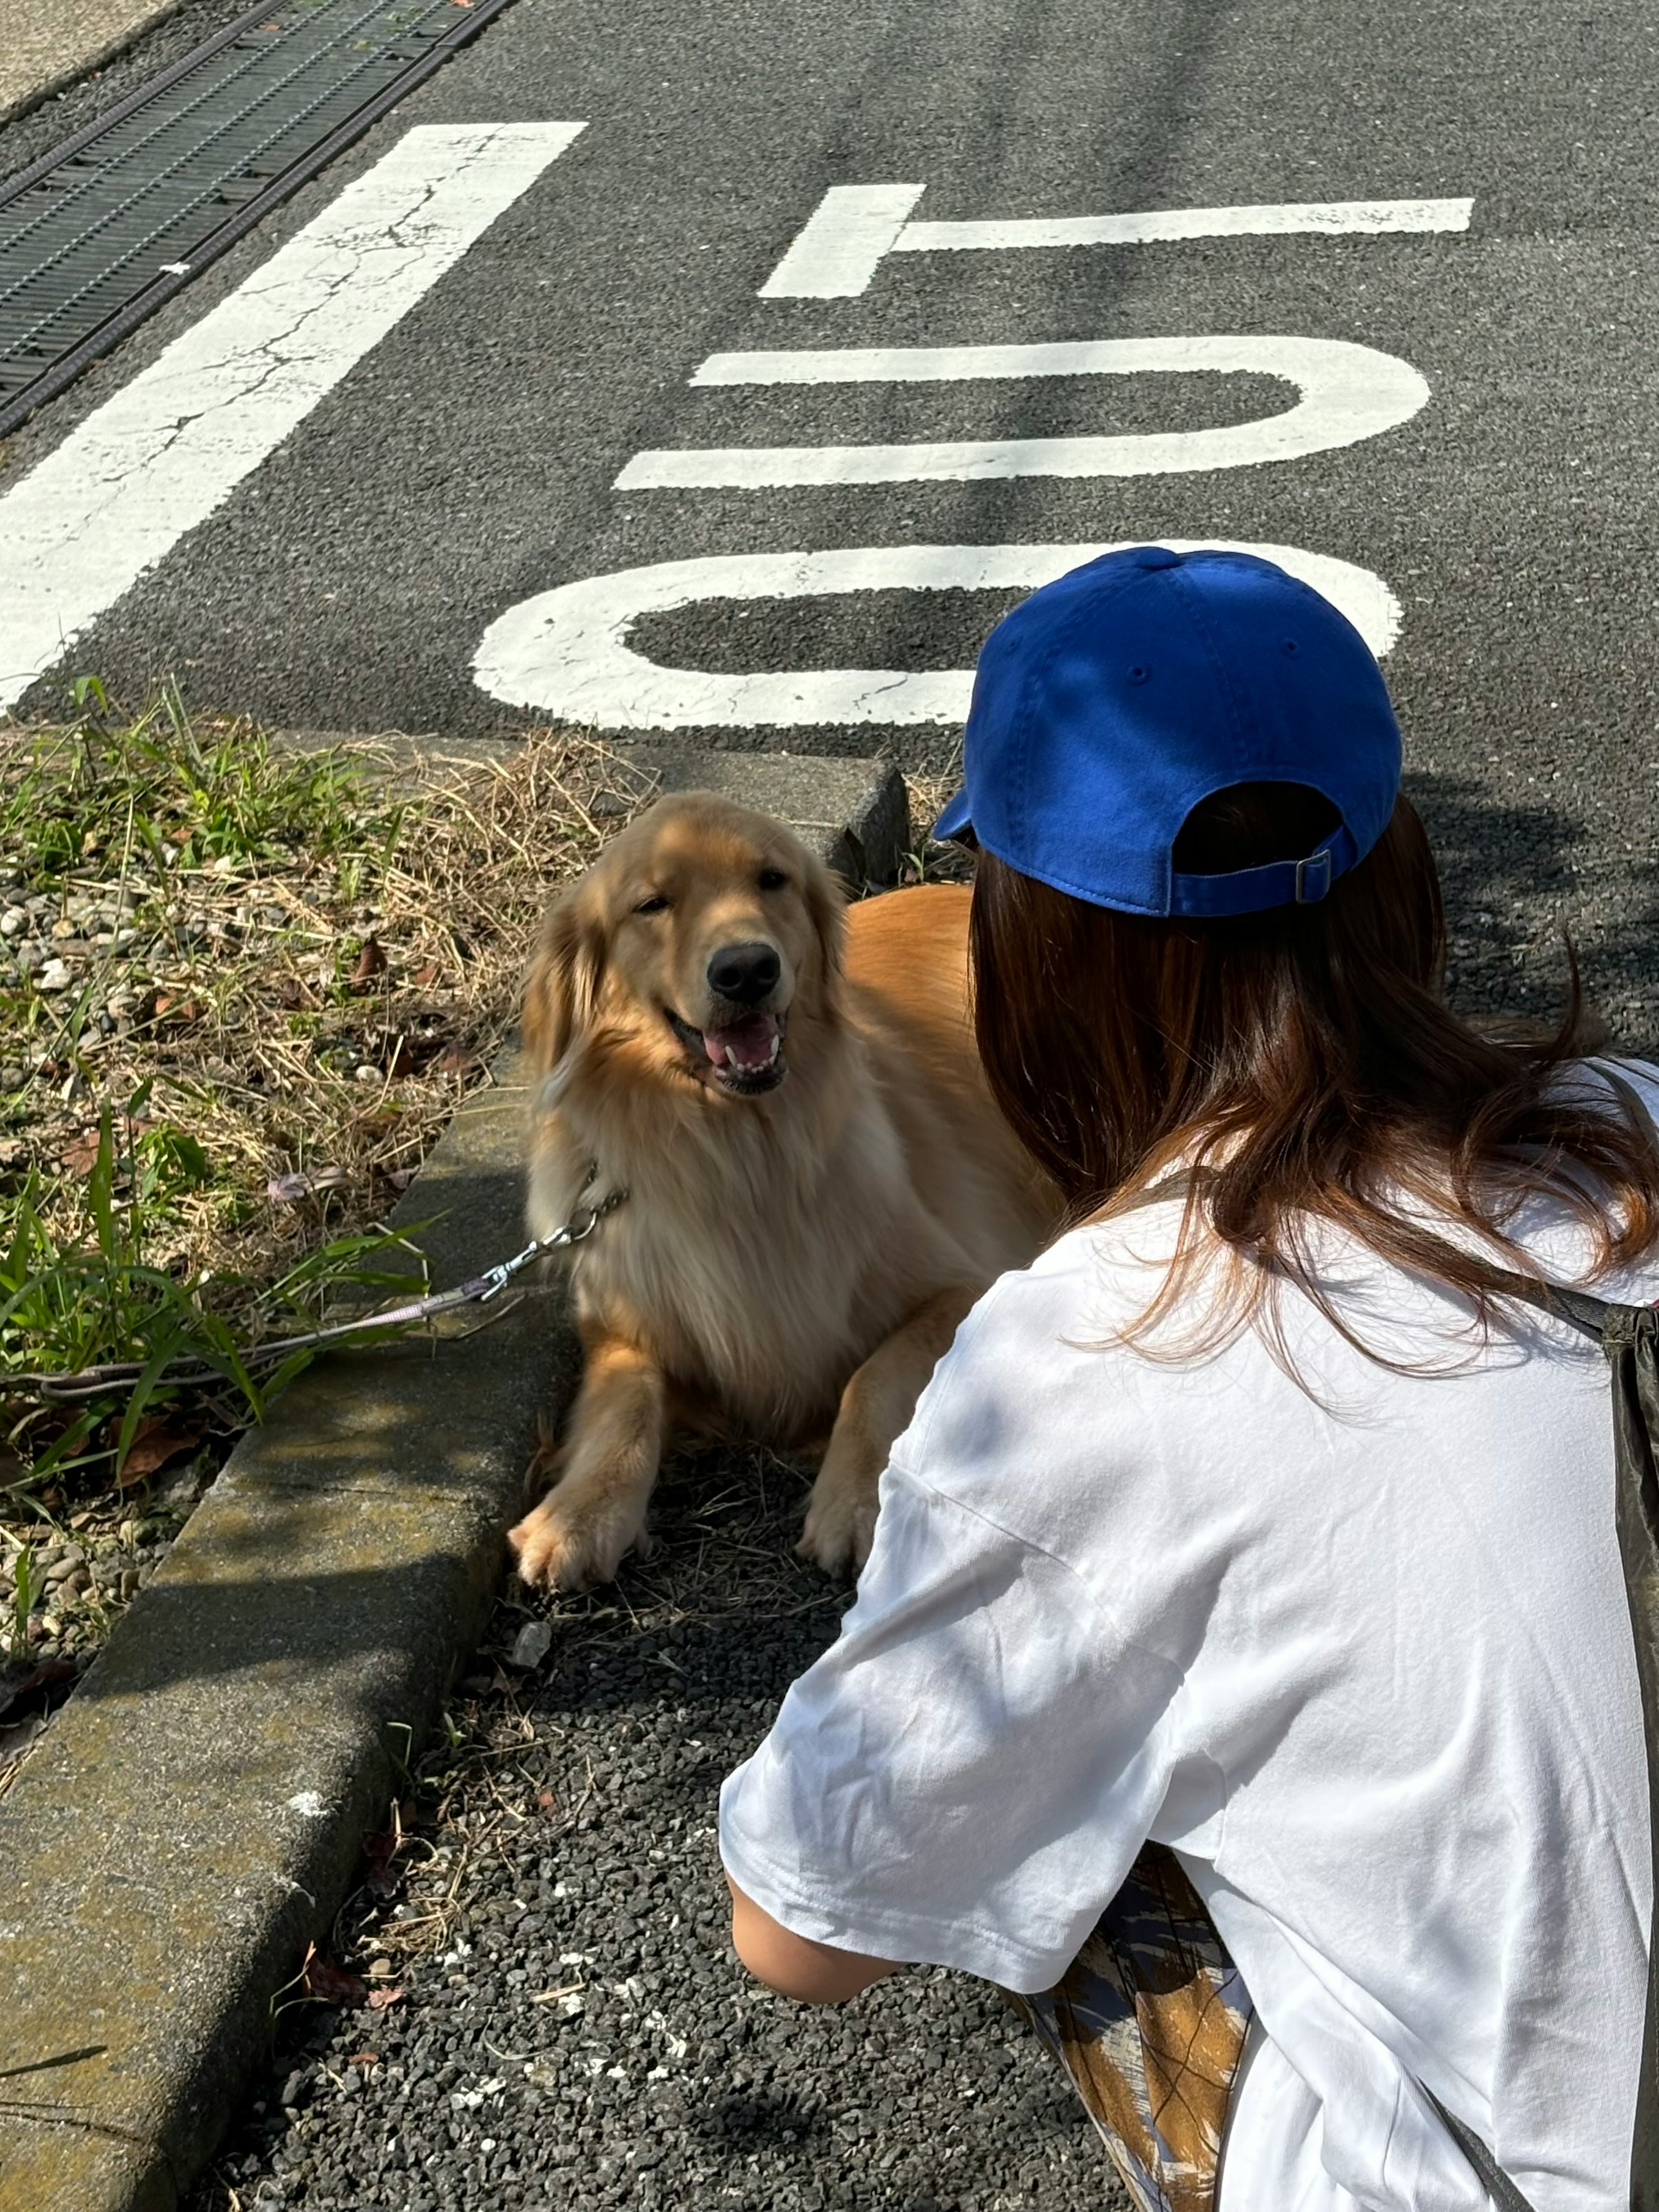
[0,0,521,437]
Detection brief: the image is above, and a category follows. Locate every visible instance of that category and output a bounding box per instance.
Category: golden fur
[508,791,1057,1590]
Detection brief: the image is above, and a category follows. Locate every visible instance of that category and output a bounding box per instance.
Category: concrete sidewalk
[0,0,188,124]
[0,749,907,2212]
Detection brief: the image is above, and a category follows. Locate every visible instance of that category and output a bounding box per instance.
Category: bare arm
[726,1876,901,2004]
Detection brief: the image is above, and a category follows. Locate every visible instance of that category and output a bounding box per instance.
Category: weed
[7,1542,35,1661]
[0,688,652,1518]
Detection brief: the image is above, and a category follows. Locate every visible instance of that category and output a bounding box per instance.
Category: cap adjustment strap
[1169,822,1361,918]
[1294,848,1334,903]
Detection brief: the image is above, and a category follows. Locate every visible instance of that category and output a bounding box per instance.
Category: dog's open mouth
[666,1007,788,1094]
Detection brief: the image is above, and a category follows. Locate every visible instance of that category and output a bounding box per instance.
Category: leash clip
[477,1179,628,1298]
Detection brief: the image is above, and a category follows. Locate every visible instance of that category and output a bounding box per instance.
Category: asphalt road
[6,0,1659,1053]
[191,1454,1116,2212]
[6,0,1659,2202]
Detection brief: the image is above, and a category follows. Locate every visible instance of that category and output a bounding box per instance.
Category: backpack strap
[1424,2087,1541,2212]
[1481,1266,1613,1345]
[1487,1256,1659,2211]
[1434,1261,1647,2209]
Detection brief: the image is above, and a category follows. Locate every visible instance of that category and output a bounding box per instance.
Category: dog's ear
[802,851,847,1012]
[523,890,604,1076]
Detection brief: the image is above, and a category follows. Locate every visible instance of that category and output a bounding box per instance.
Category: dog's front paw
[795,1471,878,1581]
[509,1484,649,1591]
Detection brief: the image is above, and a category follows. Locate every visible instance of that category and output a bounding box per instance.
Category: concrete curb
[0,0,189,127]
[0,751,908,2212]
[266,732,916,890]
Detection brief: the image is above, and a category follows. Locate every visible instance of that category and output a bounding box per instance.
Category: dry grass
[1,717,658,1307]
[0,700,655,1724]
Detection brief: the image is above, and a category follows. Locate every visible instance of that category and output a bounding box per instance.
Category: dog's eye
[634,894,671,916]
[757,868,789,891]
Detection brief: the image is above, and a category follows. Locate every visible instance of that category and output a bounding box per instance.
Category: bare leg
[509,1329,667,1590]
[798,1285,978,1578]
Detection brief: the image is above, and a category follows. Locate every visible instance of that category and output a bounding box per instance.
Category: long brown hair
[969,783,1659,1357]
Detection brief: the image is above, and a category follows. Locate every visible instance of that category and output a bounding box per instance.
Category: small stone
[50,917,78,940]
[37,959,71,992]
[507,1620,553,1671]
[353,1064,380,1083]
[0,908,24,936]
[118,1568,140,1602]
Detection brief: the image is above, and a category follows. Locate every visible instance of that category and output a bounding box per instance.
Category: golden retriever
[507,790,1057,1590]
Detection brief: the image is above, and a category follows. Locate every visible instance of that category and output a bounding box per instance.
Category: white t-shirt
[719,1065,1659,2212]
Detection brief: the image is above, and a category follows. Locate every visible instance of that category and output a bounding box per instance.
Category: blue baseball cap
[934,546,1402,917]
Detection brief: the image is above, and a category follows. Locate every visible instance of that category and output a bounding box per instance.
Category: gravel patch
[191,1444,1126,2212]
[0,1460,202,1784]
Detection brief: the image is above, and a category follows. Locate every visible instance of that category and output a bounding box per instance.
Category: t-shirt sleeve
[718,1426,1185,1993]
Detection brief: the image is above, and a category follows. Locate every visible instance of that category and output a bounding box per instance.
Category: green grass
[0,679,395,881]
[0,690,426,1511]
[0,1096,420,1499]
[0,685,639,1526]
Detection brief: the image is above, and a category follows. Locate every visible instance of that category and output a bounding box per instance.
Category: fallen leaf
[59,1134,101,1175]
[267,1166,349,1204]
[410,960,441,989]
[362,1825,402,1899]
[153,993,203,1022]
[344,2049,380,2065]
[302,1951,368,2008]
[385,1038,415,1079]
[118,1413,200,1485]
[435,1047,479,1077]
[365,1986,405,2012]
[537,1788,559,1815]
[508,1619,553,1671]
[276,974,313,1010]
[351,937,387,988]
[385,1168,415,1191]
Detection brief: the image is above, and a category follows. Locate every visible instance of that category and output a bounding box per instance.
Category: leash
[3,1174,629,1406]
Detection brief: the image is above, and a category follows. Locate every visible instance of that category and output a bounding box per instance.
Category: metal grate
[0,0,520,436]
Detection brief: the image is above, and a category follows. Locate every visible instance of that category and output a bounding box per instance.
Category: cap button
[1132,546,1182,570]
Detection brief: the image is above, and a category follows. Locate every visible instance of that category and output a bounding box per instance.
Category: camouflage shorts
[1004,1845,1254,2212]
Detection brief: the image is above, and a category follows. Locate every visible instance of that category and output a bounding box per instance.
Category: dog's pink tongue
[703,1011,780,1069]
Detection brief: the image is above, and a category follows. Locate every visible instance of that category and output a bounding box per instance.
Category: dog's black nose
[707,940,781,1005]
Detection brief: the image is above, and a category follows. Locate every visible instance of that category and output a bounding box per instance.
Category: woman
[717,547,1659,2212]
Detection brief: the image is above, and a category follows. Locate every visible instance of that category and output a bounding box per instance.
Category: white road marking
[614,335,1430,489]
[757,183,925,298]
[473,540,1400,730]
[0,121,586,716]
[760,187,1474,297]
